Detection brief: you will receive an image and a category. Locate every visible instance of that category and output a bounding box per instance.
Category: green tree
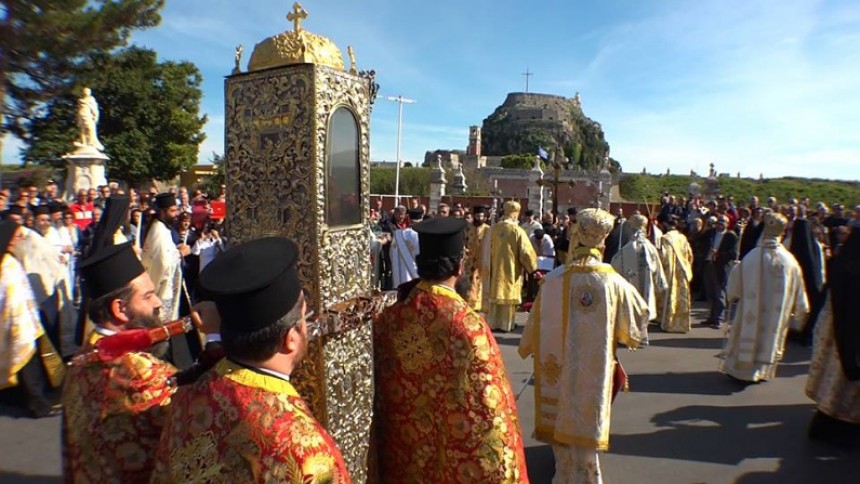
[198,152,225,195]
[24,47,207,185]
[0,0,164,161]
[500,153,540,169]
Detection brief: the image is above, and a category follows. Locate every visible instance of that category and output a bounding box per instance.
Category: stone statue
[436,153,444,170]
[708,162,717,178]
[75,87,103,151]
[573,92,582,108]
[233,45,243,74]
[347,46,357,75]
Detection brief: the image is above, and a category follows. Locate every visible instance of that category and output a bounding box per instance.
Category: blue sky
[5,0,860,180]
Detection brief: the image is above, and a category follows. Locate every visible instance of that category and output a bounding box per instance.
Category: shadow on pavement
[524,444,554,483]
[648,337,725,350]
[491,326,524,347]
[628,371,751,396]
[0,471,60,483]
[611,403,858,480]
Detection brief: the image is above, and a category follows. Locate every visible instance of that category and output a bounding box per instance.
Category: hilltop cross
[287,2,308,31]
[522,68,533,93]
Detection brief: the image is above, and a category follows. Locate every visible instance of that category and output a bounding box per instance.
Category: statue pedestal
[63,146,109,199]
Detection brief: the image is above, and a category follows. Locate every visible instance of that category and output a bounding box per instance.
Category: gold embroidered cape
[0,254,45,389]
[519,260,647,450]
[658,229,693,333]
[465,222,489,311]
[482,219,537,306]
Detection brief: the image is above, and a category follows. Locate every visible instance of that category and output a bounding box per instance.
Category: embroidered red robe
[152,359,350,483]
[62,331,177,483]
[373,281,529,483]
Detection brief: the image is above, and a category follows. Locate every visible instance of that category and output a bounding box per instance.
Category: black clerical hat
[407,209,423,221]
[0,220,19,259]
[48,201,64,214]
[473,205,488,215]
[154,193,176,210]
[4,205,23,217]
[413,217,467,259]
[32,205,50,216]
[199,237,302,333]
[78,242,146,299]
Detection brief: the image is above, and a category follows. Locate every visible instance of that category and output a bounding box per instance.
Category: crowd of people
[0,178,857,482]
[0,180,227,413]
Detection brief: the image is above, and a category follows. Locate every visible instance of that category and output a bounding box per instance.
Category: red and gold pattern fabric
[152,359,350,483]
[62,331,177,483]
[373,281,529,483]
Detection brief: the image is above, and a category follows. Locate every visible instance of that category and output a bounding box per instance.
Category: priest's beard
[127,311,169,359]
[454,273,472,300]
[473,219,485,227]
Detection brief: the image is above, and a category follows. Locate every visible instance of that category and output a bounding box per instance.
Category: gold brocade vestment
[465,222,489,311]
[373,281,529,483]
[658,229,694,333]
[62,331,177,483]
[519,259,647,450]
[721,237,809,381]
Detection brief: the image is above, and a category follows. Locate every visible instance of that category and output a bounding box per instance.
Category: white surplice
[519,255,648,483]
[389,227,419,288]
[611,230,666,324]
[720,236,809,382]
[141,219,183,321]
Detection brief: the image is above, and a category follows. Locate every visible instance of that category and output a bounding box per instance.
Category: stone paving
[0,303,856,483]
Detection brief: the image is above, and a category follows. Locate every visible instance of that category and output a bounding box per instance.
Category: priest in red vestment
[62,242,180,483]
[152,237,350,483]
[373,217,529,483]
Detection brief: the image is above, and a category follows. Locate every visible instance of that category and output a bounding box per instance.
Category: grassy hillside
[619,174,860,206]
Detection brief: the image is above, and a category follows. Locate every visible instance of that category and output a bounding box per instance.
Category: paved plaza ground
[0,303,856,483]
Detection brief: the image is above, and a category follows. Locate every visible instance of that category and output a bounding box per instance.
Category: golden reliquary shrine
[224,3,383,481]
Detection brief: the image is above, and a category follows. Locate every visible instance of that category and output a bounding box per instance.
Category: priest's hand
[178,243,192,257]
[192,301,221,335]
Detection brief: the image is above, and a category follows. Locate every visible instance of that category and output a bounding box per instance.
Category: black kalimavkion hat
[199,236,302,333]
[154,193,177,210]
[78,242,146,299]
[413,217,467,259]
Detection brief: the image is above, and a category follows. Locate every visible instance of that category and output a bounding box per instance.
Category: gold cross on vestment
[287,2,308,31]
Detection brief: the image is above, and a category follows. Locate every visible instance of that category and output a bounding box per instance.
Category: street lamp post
[384,95,416,206]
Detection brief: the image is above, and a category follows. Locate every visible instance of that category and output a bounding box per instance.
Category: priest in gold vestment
[658,217,694,333]
[464,205,490,310]
[482,200,538,331]
[720,213,808,382]
[154,238,349,483]
[374,217,528,483]
[0,220,63,418]
[806,230,860,446]
[520,209,648,484]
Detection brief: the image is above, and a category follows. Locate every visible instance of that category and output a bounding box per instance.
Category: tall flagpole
[384,95,416,206]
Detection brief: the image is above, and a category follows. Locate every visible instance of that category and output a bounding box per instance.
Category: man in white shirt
[191,226,225,272]
[390,209,422,287]
[520,209,543,237]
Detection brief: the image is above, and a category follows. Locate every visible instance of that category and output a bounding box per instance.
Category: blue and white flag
[537,146,549,161]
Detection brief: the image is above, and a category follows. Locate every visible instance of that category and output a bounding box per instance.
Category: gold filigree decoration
[541,354,562,386]
[248,3,345,72]
[225,63,378,481]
